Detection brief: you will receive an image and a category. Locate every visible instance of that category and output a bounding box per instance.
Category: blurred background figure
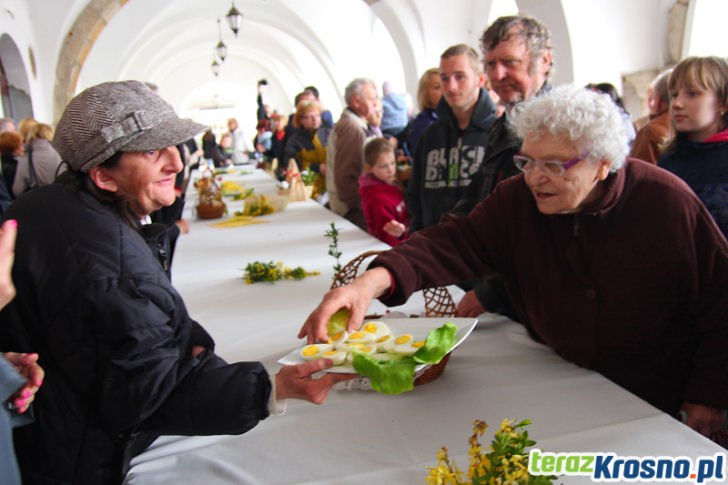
[366,98,384,138]
[253,119,273,162]
[0,118,16,134]
[304,85,334,129]
[327,77,379,230]
[13,122,64,196]
[0,131,23,193]
[16,118,37,149]
[380,81,409,137]
[284,99,330,198]
[256,79,269,122]
[270,113,288,164]
[587,82,636,144]
[226,118,254,164]
[630,69,672,164]
[407,68,442,154]
[201,129,231,167]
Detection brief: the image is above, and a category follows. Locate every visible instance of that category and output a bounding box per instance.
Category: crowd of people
[0,11,726,484]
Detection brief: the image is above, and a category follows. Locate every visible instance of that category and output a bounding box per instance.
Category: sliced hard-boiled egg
[346,330,375,345]
[373,334,394,352]
[394,339,425,356]
[361,321,392,340]
[346,344,377,365]
[383,333,414,354]
[321,349,347,366]
[336,341,365,354]
[329,330,348,348]
[300,343,333,360]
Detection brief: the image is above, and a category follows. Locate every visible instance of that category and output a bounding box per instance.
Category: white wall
[0,0,43,120]
[684,0,728,57]
[560,0,668,92]
[1,0,706,131]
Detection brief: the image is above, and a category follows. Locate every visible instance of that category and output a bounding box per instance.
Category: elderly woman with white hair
[300,85,728,440]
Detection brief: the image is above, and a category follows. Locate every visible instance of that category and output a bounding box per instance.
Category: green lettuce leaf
[351,322,458,394]
[352,353,415,395]
[413,322,458,364]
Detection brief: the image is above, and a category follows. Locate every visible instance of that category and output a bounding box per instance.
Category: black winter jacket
[0,184,272,484]
[406,89,496,231]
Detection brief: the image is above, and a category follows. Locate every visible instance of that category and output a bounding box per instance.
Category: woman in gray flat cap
[0,81,352,484]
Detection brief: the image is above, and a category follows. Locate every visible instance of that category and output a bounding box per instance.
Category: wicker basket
[196,202,225,219]
[414,352,451,386]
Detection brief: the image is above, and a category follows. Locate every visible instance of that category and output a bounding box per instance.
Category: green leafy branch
[324,222,342,278]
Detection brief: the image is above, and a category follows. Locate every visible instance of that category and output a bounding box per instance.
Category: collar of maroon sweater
[576,158,629,217]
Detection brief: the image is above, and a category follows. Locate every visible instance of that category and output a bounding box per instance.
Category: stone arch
[53,0,128,122]
[0,33,33,120]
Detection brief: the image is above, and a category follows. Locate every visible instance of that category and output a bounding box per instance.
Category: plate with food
[278,317,478,374]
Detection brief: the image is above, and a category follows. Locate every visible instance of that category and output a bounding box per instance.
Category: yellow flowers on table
[220,181,255,200]
[243,261,320,284]
[426,419,554,485]
[237,194,275,217]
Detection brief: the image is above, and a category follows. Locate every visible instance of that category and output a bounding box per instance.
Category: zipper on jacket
[573,215,580,237]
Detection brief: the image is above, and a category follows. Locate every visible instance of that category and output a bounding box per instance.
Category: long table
[125,169,726,484]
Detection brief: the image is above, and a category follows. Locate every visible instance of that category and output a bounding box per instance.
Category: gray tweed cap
[53,80,206,172]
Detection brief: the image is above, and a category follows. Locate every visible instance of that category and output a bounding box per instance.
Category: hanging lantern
[215,19,227,62]
[211,58,221,77]
[225,1,243,37]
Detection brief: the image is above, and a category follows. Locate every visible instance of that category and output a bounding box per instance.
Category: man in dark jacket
[449,15,553,319]
[0,81,350,484]
[407,43,497,232]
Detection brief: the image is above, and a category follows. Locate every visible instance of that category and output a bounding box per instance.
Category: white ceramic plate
[278,317,478,373]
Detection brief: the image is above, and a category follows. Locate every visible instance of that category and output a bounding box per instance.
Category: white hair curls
[511,84,629,171]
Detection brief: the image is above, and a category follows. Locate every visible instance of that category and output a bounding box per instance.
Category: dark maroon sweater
[371,158,728,414]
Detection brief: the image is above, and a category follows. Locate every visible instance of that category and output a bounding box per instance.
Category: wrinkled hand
[455,290,486,318]
[383,220,405,238]
[297,268,391,344]
[0,219,17,309]
[4,352,44,413]
[680,402,726,438]
[275,359,355,404]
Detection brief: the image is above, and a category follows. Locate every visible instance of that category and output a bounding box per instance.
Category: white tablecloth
[126,169,726,484]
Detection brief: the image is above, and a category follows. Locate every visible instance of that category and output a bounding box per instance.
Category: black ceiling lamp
[225,1,243,37]
[211,50,221,77]
[215,19,227,62]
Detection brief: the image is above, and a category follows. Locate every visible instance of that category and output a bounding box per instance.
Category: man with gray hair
[326,78,379,230]
[450,15,553,318]
[630,68,673,164]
